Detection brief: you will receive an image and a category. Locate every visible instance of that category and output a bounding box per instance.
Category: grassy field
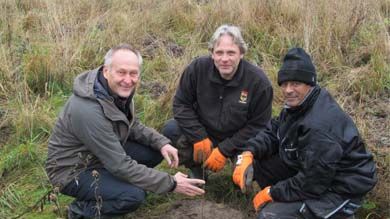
[0,0,389,218]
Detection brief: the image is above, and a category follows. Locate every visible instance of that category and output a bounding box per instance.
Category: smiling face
[211,34,244,80]
[103,49,140,98]
[281,81,312,107]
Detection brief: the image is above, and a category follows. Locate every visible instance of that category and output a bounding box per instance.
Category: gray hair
[104,44,143,68]
[208,24,248,54]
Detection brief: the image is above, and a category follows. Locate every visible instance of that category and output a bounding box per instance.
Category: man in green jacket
[46,44,205,218]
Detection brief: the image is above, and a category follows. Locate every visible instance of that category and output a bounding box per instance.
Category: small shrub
[22,45,54,95]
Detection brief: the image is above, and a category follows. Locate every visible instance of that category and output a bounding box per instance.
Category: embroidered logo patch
[239,90,248,104]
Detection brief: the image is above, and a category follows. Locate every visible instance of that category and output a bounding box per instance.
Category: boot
[67,201,84,219]
[188,166,208,181]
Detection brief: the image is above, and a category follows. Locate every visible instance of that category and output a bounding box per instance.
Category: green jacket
[46,67,174,194]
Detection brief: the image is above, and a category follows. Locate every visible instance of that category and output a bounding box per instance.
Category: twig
[201,164,206,219]
[365,212,382,219]
[91,169,102,218]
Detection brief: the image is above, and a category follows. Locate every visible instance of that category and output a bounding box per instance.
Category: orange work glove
[232,151,254,193]
[193,138,213,163]
[253,186,272,211]
[204,148,227,172]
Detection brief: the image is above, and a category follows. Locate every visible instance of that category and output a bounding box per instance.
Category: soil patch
[160,199,245,219]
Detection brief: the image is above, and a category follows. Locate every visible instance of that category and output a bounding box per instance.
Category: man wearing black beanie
[278,47,317,86]
[243,48,377,218]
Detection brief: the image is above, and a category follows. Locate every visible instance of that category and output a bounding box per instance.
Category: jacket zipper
[218,86,225,128]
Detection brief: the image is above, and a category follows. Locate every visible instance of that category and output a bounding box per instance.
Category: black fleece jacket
[173,56,273,157]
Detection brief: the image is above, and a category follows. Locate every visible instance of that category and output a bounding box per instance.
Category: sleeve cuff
[169,176,177,192]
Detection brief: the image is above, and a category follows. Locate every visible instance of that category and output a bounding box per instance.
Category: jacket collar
[284,85,321,116]
[97,70,133,117]
[208,57,244,87]
[89,67,134,125]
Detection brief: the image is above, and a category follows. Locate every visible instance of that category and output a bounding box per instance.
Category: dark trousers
[258,202,355,219]
[254,155,357,219]
[61,141,163,218]
[253,154,297,188]
[162,119,197,168]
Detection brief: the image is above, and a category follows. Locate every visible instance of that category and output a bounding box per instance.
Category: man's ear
[102,66,109,79]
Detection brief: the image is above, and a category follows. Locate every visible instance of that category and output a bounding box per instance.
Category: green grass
[0,142,39,176]
[0,166,49,218]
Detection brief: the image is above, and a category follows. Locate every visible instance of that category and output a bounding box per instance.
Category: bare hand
[160,144,179,168]
[173,172,205,196]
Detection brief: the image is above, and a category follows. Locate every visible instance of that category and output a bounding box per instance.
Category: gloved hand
[193,138,213,163]
[204,147,226,172]
[253,186,272,211]
[232,151,253,193]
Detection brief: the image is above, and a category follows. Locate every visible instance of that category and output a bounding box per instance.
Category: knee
[257,205,276,219]
[162,119,181,142]
[257,211,269,219]
[148,151,164,168]
[117,188,146,212]
[257,202,303,219]
[137,147,163,168]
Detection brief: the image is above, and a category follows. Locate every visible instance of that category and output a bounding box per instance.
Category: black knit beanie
[278,47,317,86]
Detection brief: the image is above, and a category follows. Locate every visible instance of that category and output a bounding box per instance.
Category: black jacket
[249,86,377,203]
[173,56,273,157]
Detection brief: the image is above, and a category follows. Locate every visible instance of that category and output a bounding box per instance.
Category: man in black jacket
[244,48,377,219]
[163,24,273,191]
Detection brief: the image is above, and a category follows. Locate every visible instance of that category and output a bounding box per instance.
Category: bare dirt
[158,199,245,219]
